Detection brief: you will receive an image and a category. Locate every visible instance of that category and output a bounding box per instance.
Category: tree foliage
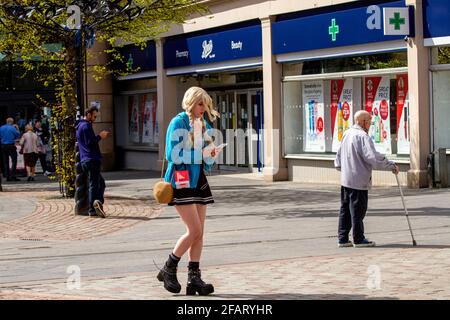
[0,0,206,197]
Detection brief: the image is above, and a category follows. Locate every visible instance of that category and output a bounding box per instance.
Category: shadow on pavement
[206,293,398,300]
[377,244,450,249]
[102,170,160,181]
[266,207,450,219]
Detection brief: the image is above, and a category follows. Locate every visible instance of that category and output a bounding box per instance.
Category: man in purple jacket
[76,107,110,218]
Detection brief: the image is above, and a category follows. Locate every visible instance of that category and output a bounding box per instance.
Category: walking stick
[395,174,417,246]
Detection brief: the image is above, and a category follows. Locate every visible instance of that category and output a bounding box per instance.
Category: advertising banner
[396,74,410,154]
[365,76,391,154]
[303,81,325,152]
[142,94,151,144]
[128,95,140,143]
[142,94,158,144]
[331,79,353,152]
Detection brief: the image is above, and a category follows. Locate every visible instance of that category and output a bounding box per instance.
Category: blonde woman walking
[20,124,39,182]
[157,86,222,296]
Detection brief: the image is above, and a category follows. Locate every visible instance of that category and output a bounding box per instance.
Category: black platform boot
[186,269,214,296]
[157,255,181,294]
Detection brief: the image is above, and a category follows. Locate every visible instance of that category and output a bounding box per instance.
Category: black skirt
[168,170,214,206]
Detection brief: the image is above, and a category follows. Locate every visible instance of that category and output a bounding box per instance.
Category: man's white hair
[354,110,371,126]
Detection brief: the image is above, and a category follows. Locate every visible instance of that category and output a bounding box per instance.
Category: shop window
[283,52,407,77]
[282,74,410,157]
[114,92,159,149]
[431,46,450,65]
[432,70,450,149]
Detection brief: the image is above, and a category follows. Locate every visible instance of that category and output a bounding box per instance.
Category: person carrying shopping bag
[157,86,223,296]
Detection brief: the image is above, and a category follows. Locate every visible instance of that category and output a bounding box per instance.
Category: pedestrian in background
[0,117,20,181]
[34,119,51,176]
[335,110,399,248]
[20,124,38,182]
[75,106,110,218]
[157,86,222,296]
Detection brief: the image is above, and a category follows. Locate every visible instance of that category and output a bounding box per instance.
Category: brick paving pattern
[0,191,162,241]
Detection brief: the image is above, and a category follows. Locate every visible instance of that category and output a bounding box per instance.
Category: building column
[260,16,288,182]
[406,0,431,188]
[86,41,115,171]
[156,38,178,169]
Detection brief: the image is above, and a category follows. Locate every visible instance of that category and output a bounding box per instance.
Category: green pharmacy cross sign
[328,18,339,42]
[389,12,405,30]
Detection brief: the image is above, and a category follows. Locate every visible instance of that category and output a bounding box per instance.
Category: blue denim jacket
[164,112,215,189]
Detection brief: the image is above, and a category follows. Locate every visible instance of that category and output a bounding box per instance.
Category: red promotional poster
[330,80,345,137]
[396,74,410,154]
[364,77,382,113]
[396,74,408,134]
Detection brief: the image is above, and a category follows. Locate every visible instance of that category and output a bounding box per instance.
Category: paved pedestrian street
[0,171,450,300]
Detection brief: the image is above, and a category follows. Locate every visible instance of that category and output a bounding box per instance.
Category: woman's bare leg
[188,204,207,262]
[172,204,202,258]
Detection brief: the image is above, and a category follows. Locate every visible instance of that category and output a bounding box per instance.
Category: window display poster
[365,76,391,154]
[142,94,152,143]
[331,79,354,152]
[141,93,158,144]
[396,74,410,154]
[303,81,325,152]
[128,95,140,143]
[154,94,159,144]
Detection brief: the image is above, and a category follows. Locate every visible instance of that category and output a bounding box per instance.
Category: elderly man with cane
[335,110,399,248]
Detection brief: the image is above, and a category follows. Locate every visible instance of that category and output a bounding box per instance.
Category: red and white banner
[396,74,410,154]
[331,79,353,152]
[365,76,391,154]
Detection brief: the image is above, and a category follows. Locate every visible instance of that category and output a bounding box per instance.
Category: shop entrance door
[213,90,263,172]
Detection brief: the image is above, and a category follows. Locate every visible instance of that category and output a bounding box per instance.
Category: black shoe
[31,177,35,181]
[12,177,21,181]
[27,176,32,182]
[157,262,181,294]
[186,269,214,296]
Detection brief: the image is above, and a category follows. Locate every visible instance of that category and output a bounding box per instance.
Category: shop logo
[201,40,215,59]
[390,12,405,30]
[328,18,339,42]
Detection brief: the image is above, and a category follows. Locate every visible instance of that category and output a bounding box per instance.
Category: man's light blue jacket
[164,112,215,189]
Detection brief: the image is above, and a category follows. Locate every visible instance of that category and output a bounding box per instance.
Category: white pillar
[261,16,288,182]
[156,38,178,169]
[406,0,431,188]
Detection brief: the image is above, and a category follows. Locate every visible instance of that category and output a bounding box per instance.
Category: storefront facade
[113,41,159,170]
[424,0,450,186]
[273,0,413,186]
[162,21,265,172]
[107,0,443,187]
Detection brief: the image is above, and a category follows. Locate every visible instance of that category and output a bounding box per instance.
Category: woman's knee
[188,227,203,242]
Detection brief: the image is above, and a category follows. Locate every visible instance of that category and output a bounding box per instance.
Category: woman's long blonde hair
[182,86,219,124]
[182,86,219,146]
